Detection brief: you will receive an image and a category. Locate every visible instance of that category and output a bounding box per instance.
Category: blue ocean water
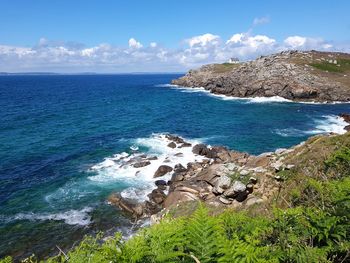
[0,74,349,259]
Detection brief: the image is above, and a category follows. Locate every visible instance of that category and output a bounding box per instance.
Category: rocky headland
[172,50,350,102]
[108,113,350,223]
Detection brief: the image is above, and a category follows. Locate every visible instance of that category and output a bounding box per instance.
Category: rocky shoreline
[172,50,350,103]
[108,113,350,224]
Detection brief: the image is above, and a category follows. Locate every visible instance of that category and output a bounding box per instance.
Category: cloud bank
[0,33,348,73]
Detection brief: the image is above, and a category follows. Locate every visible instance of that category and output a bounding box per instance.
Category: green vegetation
[2,133,349,263]
[212,63,239,73]
[310,58,350,73]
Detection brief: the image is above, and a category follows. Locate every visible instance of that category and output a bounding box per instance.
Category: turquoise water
[0,74,349,259]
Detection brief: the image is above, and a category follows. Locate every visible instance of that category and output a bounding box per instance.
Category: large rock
[215,175,231,189]
[163,191,199,208]
[223,181,246,198]
[167,142,176,148]
[148,189,167,204]
[165,134,185,144]
[108,193,144,218]
[339,113,350,123]
[133,161,151,168]
[154,165,173,178]
[192,144,209,156]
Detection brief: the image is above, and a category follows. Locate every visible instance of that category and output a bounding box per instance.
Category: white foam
[274,115,348,137]
[1,207,93,226]
[88,133,207,201]
[155,84,180,88]
[165,84,350,104]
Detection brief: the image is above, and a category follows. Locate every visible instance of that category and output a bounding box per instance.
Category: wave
[0,207,93,226]
[274,115,348,137]
[162,84,350,104]
[88,133,206,201]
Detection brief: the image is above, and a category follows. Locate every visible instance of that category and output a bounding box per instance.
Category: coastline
[164,84,350,104]
[108,113,350,224]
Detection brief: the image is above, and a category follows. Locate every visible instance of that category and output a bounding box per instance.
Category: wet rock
[154,165,173,178]
[133,161,151,168]
[147,156,158,160]
[167,142,176,149]
[148,189,167,204]
[155,180,167,187]
[108,193,144,218]
[339,113,350,123]
[178,142,192,148]
[174,152,184,157]
[166,134,185,144]
[192,144,209,156]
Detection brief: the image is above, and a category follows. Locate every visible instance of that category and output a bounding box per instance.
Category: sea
[0,74,349,260]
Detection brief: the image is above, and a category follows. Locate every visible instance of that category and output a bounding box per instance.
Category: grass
[309,58,350,73]
[211,63,239,73]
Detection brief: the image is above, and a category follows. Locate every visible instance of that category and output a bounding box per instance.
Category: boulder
[133,161,151,168]
[195,164,220,185]
[147,156,158,160]
[154,165,173,178]
[223,181,246,198]
[167,142,176,149]
[192,144,209,156]
[174,163,187,173]
[108,193,144,218]
[163,191,199,208]
[219,196,232,205]
[232,181,247,192]
[166,134,185,144]
[148,189,167,204]
[215,175,231,190]
[339,113,350,123]
[178,142,192,148]
[245,196,264,206]
[155,180,167,186]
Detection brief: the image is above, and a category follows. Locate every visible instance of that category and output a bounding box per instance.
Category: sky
[0,0,349,73]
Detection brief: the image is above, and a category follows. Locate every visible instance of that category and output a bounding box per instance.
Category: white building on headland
[228,57,240,64]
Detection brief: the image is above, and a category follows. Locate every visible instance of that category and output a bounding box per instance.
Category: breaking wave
[0,207,93,226]
[87,133,207,201]
[274,115,348,137]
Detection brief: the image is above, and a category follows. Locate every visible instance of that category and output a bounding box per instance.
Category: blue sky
[0,0,349,72]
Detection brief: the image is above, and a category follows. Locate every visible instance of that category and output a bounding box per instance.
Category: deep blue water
[0,74,349,259]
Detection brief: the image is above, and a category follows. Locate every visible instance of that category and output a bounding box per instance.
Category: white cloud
[284,36,307,48]
[253,16,270,26]
[187,33,220,47]
[284,35,333,50]
[0,33,347,72]
[128,38,143,49]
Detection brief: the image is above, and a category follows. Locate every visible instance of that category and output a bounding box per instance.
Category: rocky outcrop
[154,165,173,178]
[172,50,350,102]
[109,128,350,222]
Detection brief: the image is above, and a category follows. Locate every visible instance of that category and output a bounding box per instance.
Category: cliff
[172,50,350,102]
